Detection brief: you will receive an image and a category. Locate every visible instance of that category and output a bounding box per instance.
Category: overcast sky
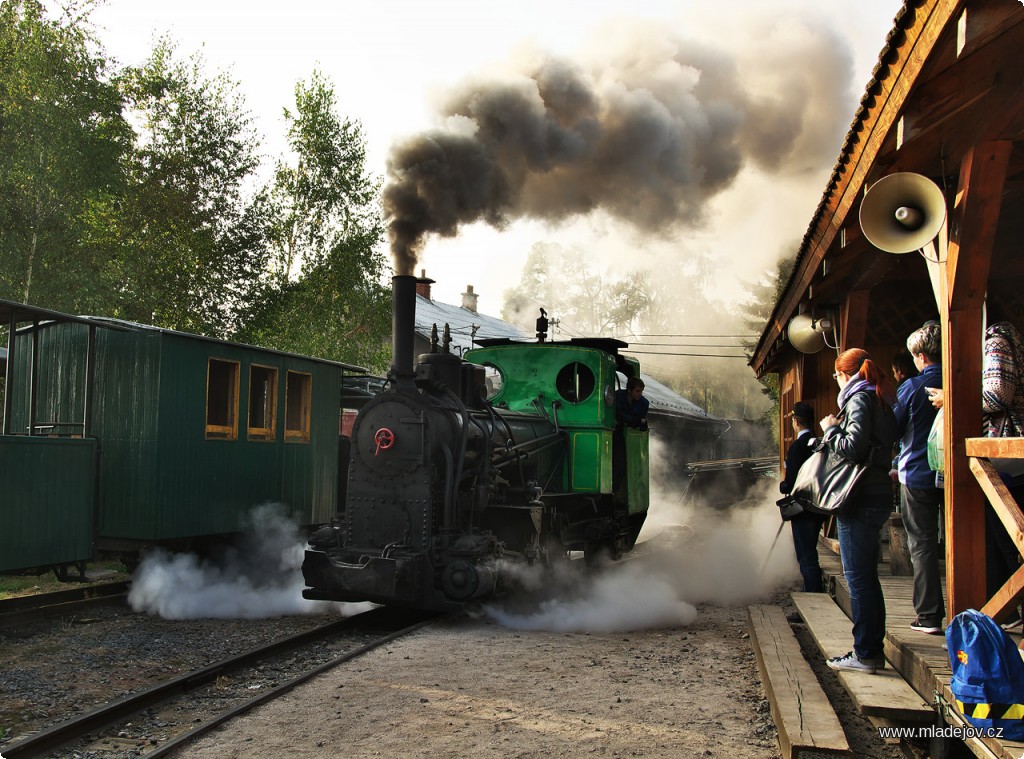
[91,0,905,317]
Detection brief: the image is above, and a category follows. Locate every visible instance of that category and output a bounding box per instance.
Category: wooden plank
[866,716,902,746]
[792,592,934,722]
[966,437,1024,458]
[971,456,1024,550]
[747,605,852,758]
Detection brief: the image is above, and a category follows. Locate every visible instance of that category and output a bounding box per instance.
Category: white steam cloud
[486,441,798,633]
[127,503,374,620]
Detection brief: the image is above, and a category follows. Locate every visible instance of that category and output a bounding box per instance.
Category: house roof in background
[414,295,526,356]
[414,293,725,425]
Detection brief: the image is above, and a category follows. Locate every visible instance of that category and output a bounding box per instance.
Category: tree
[95,38,266,335]
[736,253,797,435]
[501,243,652,337]
[238,71,390,371]
[0,0,129,309]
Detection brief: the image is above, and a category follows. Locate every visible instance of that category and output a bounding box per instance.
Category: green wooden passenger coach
[1,299,362,575]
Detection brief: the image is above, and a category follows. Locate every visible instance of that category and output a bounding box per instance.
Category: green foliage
[238,71,390,371]
[1,4,389,368]
[0,0,130,309]
[736,252,797,438]
[96,38,266,335]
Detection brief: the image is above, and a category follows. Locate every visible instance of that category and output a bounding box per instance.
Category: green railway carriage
[0,299,361,575]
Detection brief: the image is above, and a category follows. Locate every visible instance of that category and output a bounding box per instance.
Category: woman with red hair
[821,348,899,674]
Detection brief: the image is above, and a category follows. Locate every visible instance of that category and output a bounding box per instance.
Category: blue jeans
[791,512,826,592]
[837,491,892,659]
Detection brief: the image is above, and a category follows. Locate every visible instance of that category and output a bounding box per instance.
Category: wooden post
[944,141,1012,616]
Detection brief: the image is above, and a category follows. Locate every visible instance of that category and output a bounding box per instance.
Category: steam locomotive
[301,275,650,611]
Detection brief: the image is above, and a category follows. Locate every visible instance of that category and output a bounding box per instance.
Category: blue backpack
[947,609,1024,739]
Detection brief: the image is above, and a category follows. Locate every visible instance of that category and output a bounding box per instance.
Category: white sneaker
[826,651,877,674]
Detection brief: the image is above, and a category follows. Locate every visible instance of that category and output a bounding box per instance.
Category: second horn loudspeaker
[859,173,946,254]
[788,313,827,354]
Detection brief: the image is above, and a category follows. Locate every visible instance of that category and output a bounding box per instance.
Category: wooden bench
[748,604,852,757]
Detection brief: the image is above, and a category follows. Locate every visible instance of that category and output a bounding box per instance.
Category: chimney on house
[461,285,478,313]
[415,269,434,300]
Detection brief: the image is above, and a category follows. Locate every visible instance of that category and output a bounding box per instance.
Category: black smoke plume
[382,21,855,274]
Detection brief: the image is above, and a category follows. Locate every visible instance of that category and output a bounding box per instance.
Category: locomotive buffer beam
[302,549,428,606]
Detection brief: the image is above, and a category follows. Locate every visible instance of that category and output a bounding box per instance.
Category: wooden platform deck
[816,540,1024,759]
[748,604,852,758]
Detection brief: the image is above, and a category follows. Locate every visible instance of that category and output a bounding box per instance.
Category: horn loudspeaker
[788,313,827,354]
[859,173,946,254]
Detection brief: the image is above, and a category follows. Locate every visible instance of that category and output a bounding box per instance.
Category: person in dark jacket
[613,377,649,497]
[891,349,919,388]
[779,402,825,592]
[615,377,649,431]
[895,323,945,635]
[821,348,898,674]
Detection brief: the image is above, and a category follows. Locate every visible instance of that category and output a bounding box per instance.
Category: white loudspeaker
[859,173,947,254]
[788,313,833,354]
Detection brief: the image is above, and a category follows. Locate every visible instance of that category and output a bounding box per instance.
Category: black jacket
[780,431,816,495]
[822,390,898,494]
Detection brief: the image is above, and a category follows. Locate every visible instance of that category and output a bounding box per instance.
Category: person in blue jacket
[894,322,945,635]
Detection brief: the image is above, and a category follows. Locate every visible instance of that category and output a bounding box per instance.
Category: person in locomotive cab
[615,376,649,431]
[613,377,648,498]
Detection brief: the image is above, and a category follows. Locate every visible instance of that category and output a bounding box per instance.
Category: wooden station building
[751,0,1024,624]
[748,2,1024,754]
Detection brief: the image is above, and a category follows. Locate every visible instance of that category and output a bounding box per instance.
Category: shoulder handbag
[787,443,867,516]
[790,427,878,516]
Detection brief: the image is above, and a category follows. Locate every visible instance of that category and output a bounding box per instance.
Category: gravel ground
[180,603,781,759]
[0,604,372,756]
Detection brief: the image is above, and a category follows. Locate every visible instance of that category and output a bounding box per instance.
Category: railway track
[0,582,130,629]
[2,605,439,758]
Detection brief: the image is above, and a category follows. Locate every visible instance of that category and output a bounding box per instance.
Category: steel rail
[0,582,129,628]
[146,611,441,757]
[2,606,437,758]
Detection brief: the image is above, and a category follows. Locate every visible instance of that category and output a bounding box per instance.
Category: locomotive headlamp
[604,386,615,407]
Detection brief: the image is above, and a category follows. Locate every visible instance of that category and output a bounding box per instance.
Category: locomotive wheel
[583,540,609,567]
[584,538,625,567]
[542,539,570,568]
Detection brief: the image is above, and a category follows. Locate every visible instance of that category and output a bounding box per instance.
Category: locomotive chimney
[390,274,417,388]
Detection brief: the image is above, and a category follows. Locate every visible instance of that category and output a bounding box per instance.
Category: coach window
[555,361,595,404]
[247,365,278,441]
[285,371,312,443]
[206,358,240,440]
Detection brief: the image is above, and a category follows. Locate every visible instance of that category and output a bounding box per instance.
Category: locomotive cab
[466,340,649,558]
